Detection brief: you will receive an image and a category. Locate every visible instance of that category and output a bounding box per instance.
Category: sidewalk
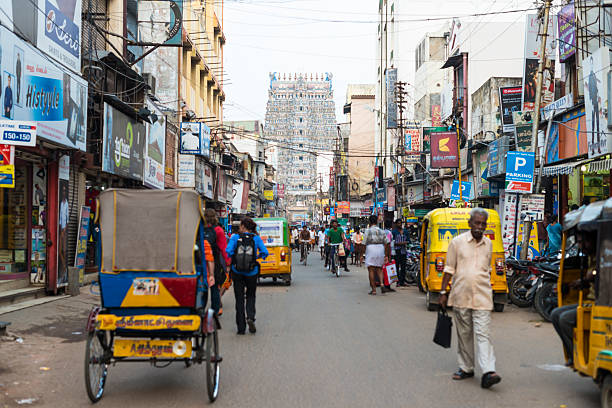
[0,292,98,407]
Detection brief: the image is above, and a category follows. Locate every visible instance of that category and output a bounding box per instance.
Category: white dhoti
[454,308,496,374]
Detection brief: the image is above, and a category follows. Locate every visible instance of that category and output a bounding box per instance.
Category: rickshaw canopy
[254,217,289,247]
[99,189,205,274]
[562,198,612,232]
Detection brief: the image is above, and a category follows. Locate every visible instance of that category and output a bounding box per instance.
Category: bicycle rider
[326,219,349,273]
[299,225,311,262]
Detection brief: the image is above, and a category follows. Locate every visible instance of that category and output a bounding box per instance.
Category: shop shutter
[66,166,85,267]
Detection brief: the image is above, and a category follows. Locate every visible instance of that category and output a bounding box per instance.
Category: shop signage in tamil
[430,132,459,168]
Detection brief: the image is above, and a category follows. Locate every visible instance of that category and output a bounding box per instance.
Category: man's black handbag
[433,309,452,348]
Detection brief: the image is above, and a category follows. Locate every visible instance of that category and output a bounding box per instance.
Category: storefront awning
[542,158,590,176]
[587,158,612,172]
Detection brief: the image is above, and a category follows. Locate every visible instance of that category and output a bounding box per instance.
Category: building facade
[264,72,336,221]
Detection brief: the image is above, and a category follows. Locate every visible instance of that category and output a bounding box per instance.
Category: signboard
[102,103,145,180]
[376,188,387,206]
[422,126,446,153]
[519,193,545,219]
[405,124,421,163]
[143,100,166,190]
[441,82,454,121]
[57,154,70,288]
[256,219,284,246]
[74,206,91,270]
[180,122,201,155]
[505,151,535,193]
[450,180,472,200]
[0,165,15,188]
[499,87,522,133]
[264,190,274,201]
[558,2,576,62]
[0,26,87,150]
[177,154,195,187]
[387,186,395,210]
[195,159,214,198]
[430,132,459,168]
[0,120,36,146]
[385,68,397,128]
[541,93,573,121]
[137,0,184,45]
[37,0,83,71]
[405,184,424,205]
[584,47,610,158]
[522,15,557,111]
[488,135,510,177]
[500,191,518,257]
[512,111,533,152]
[0,145,14,165]
[431,105,441,127]
[337,201,350,214]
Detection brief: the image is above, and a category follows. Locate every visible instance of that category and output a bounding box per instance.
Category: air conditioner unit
[143,72,157,96]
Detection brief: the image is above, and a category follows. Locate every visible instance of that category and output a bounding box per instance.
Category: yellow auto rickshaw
[419,208,508,311]
[254,217,292,285]
[558,199,612,407]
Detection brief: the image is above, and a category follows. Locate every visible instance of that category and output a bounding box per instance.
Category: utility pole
[520,0,552,260]
[395,81,407,214]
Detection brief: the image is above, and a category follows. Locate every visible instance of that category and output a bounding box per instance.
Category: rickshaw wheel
[206,329,220,402]
[417,269,425,293]
[425,290,438,311]
[84,331,109,403]
[601,374,612,408]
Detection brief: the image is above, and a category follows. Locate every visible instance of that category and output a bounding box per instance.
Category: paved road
[0,251,600,407]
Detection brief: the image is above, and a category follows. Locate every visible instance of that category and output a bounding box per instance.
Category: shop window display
[582,170,610,204]
[0,165,27,276]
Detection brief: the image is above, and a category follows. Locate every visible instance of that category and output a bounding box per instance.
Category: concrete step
[0,286,47,309]
[0,295,70,316]
[0,279,30,292]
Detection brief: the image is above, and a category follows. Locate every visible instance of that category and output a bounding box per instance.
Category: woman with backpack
[203,209,231,315]
[226,217,269,335]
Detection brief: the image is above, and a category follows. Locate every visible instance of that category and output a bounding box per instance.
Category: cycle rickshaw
[84,189,221,403]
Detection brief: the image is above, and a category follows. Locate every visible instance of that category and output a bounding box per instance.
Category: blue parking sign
[450,180,472,200]
[505,151,535,193]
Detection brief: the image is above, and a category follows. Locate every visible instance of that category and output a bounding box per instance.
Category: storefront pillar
[47,161,58,294]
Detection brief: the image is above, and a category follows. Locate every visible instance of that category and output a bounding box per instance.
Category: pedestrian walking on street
[226,218,269,335]
[318,227,326,259]
[439,208,502,389]
[363,215,390,295]
[203,209,231,315]
[352,227,364,267]
[392,219,409,286]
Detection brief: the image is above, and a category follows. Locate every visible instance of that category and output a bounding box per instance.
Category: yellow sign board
[113,339,192,358]
[0,165,15,188]
[263,214,270,217]
[402,207,410,217]
[264,190,274,200]
[96,314,201,331]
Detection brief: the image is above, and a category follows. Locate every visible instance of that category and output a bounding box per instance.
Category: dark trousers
[551,304,577,361]
[394,254,407,285]
[210,284,221,314]
[232,272,257,332]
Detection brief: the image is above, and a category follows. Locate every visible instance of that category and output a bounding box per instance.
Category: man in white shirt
[317,227,326,259]
[291,227,299,252]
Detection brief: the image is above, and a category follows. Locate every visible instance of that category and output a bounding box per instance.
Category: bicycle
[329,243,341,277]
[300,241,309,266]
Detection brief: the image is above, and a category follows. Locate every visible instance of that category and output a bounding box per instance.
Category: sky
[221,0,537,123]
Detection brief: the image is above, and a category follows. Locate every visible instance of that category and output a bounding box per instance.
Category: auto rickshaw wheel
[417,269,425,293]
[285,278,291,286]
[601,374,612,408]
[84,330,109,403]
[425,290,438,311]
[272,277,277,283]
[493,303,505,312]
[206,329,220,402]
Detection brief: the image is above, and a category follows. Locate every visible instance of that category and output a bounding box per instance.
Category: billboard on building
[522,14,557,112]
[512,111,533,152]
[102,103,145,180]
[440,83,453,121]
[0,26,87,150]
[558,2,576,62]
[499,87,522,133]
[430,132,458,168]
[143,99,166,190]
[137,0,184,46]
[584,47,610,158]
[385,68,397,128]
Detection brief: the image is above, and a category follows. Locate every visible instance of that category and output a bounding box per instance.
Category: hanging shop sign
[499,87,522,133]
[522,14,557,112]
[387,186,396,210]
[405,184,424,205]
[102,103,145,180]
[584,46,610,158]
[558,1,576,63]
[431,105,442,127]
[505,151,535,193]
[57,155,70,288]
[0,26,87,150]
[430,132,459,168]
[422,126,446,153]
[137,0,184,45]
[545,107,587,164]
[0,145,15,165]
[405,124,421,164]
[385,68,397,128]
[180,122,200,155]
[143,100,166,190]
[376,188,387,206]
[74,206,91,271]
[542,93,574,121]
[0,120,36,146]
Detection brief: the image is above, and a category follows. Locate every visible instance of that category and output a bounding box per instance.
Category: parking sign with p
[505,151,535,193]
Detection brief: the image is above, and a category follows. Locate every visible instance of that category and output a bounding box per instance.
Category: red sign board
[431,105,441,126]
[506,181,532,192]
[430,132,459,168]
[0,145,14,165]
[329,166,335,187]
[337,201,350,214]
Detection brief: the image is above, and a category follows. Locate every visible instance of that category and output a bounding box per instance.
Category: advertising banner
[405,184,424,205]
[385,68,397,128]
[278,184,285,199]
[57,154,70,288]
[177,154,195,187]
[430,132,458,168]
[0,144,15,165]
[143,100,166,190]
[0,165,15,188]
[505,151,535,193]
[337,201,350,214]
[558,2,576,63]
[202,162,214,199]
[264,190,274,201]
[180,122,201,154]
[512,111,533,152]
[441,82,453,121]
[431,105,441,126]
[0,26,87,150]
[422,126,446,153]
[584,47,610,158]
[405,123,421,164]
[0,120,36,146]
[74,206,91,271]
[387,186,396,210]
[137,0,184,46]
[500,191,518,257]
[499,87,522,133]
[102,103,145,180]
[522,14,557,112]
